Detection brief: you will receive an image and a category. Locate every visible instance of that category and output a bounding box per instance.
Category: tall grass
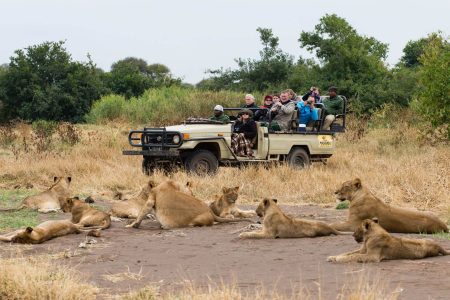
[86,86,261,125]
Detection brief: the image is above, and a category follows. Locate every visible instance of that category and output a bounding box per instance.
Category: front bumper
[122,150,180,157]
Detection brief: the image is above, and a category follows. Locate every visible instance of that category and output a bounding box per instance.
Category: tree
[1,41,105,122]
[107,58,180,98]
[202,28,294,92]
[399,34,444,68]
[412,33,449,136]
[299,14,390,111]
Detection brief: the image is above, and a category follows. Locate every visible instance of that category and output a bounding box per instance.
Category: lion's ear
[272,198,278,203]
[68,198,73,204]
[53,176,58,182]
[364,221,370,230]
[26,227,33,233]
[67,177,72,183]
[353,178,362,189]
[233,186,239,191]
[186,181,193,188]
[372,217,379,224]
[222,187,229,193]
[148,180,157,188]
[263,198,270,207]
[73,196,80,200]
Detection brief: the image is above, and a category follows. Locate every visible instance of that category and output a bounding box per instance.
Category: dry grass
[121,272,400,300]
[0,257,97,300]
[0,114,449,220]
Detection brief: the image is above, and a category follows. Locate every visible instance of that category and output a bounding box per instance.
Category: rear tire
[286,147,310,169]
[184,150,218,176]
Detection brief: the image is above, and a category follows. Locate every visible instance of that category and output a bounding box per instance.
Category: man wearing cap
[209,105,230,123]
[231,109,257,157]
[322,87,343,130]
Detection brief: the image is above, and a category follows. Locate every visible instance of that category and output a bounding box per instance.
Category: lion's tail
[335,230,353,235]
[0,205,26,212]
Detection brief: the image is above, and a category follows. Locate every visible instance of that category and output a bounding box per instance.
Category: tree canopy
[0,41,105,122]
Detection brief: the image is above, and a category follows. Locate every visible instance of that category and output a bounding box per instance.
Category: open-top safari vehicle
[123,97,347,175]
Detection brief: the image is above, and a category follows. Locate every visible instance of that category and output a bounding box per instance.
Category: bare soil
[1,204,449,299]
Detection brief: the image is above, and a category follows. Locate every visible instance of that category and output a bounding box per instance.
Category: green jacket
[209,114,230,123]
[323,96,343,115]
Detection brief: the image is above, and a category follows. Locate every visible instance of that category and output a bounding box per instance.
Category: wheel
[141,157,156,176]
[184,150,218,175]
[286,147,310,169]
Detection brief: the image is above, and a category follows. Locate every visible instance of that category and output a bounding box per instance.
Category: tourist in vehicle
[322,86,344,130]
[209,105,230,123]
[302,86,321,103]
[286,89,301,103]
[270,91,296,131]
[241,94,259,119]
[297,96,316,126]
[254,95,273,122]
[231,109,257,157]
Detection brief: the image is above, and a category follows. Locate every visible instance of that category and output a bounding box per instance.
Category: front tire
[286,147,310,169]
[142,157,156,176]
[184,150,218,175]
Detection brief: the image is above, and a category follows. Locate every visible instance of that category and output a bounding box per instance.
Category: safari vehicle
[123,97,347,175]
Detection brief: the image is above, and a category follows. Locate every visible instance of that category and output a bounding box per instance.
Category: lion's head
[353,218,379,243]
[60,196,79,213]
[256,198,277,217]
[222,186,239,204]
[11,227,35,244]
[335,178,362,201]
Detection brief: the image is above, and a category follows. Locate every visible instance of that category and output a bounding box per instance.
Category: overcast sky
[1,0,449,84]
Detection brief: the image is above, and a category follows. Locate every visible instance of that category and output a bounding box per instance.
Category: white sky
[1,0,449,84]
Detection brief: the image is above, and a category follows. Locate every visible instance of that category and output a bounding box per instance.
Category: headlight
[172,135,180,144]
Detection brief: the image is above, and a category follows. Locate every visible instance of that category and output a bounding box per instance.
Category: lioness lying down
[111,181,194,219]
[62,197,111,229]
[239,198,344,239]
[0,177,71,213]
[327,218,450,263]
[127,180,251,229]
[331,178,448,233]
[209,186,256,219]
[0,220,87,244]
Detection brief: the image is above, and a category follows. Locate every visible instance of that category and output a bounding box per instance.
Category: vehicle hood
[165,124,232,135]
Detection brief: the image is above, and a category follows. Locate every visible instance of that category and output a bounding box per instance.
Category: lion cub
[62,197,111,229]
[239,198,342,239]
[327,218,450,263]
[0,220,83,244]
[209,186,256,219]
[0,177,71,213]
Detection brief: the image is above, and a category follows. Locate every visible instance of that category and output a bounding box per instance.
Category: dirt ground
[1,204,450,299]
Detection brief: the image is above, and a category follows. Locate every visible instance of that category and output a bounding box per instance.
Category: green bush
[87,86,255,125]
[31,120,57,138]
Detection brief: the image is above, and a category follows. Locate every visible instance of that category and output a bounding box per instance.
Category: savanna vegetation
[0,12,448,299]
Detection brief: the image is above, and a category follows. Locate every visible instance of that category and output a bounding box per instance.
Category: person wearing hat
[254,95,273,122]
[231,109,257,157]
[209,105,230,123]
[322,86,343,130]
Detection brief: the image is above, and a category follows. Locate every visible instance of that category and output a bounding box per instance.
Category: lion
[0,177,71,213]
[126,180,251,229]
[62,197,111,229]
[327,218,450,263]
[331,178,449,233]
[0,220,90,244]
[209,186,256,219]
[111,181,194,218]
[239,198,344,239]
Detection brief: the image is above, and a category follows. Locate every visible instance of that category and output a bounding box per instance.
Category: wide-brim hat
[240,108,253,117]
